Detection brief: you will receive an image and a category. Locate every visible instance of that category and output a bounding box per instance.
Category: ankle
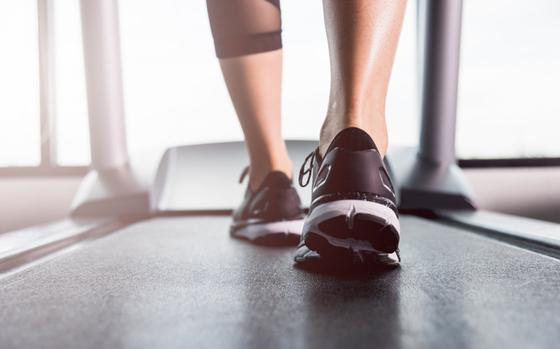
[248,156,293,191]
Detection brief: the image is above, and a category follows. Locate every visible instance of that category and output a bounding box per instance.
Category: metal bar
[417,0,463,166]
[79,0,129,170]
[37,0,57,166]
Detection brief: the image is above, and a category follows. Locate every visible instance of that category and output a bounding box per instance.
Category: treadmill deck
[1,215,559,349]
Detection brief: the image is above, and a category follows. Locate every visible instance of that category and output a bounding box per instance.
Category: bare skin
[220,50,292,191]
[320,0,407,157]
[219,0,406,189]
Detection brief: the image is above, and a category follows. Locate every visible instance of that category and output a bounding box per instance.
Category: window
[0,0,41,166]
[457,0,560,159]
[53,0,90,166]
[0,0,89,172]
[2,0,559,172]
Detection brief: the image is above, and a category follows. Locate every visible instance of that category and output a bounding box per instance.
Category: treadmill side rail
[0,218,128,274]
[437,209,560,256]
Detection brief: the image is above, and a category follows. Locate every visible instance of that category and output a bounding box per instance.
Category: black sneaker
[231,168,305,245]
[295,128,400,265]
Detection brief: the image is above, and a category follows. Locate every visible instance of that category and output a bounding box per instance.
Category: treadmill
[1,0,559,348]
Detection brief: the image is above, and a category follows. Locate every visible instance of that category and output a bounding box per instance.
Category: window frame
[459,158,560,168]
[0,0,88,176]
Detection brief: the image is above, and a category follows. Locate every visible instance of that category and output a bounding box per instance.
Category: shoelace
[238,166,249,184]
[298,149,316,188]
[241,149,316,188]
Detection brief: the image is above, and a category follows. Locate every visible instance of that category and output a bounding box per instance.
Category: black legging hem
[215,31,282,59]
[207,0,282,59]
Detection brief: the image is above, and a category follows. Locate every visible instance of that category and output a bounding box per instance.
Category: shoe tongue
[260,171,292,190]
[326,127,378,155]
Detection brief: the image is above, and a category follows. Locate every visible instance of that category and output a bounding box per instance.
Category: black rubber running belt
[0,215,559,348]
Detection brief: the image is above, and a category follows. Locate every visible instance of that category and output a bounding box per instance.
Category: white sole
[295,244,400,266]
[231,219,304,241]
[302,200,400,262]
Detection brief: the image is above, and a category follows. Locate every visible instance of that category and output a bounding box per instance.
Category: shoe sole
[294,242,400,268]
[231,219,304,246]
[301,200,400,264]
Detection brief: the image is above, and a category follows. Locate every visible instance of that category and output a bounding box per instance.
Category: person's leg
[207,0,291,191]
[295,0,407,265]
[220,52,291,191]
[320,0,407,157]
[207,0,304,245]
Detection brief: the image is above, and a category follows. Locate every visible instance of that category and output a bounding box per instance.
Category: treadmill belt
[1,215,559,348]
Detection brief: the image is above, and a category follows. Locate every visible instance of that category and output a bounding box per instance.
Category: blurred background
[1,0,560,232]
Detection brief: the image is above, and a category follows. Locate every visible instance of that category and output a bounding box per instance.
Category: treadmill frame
[1,0,559,282]
[71,0,475,216]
